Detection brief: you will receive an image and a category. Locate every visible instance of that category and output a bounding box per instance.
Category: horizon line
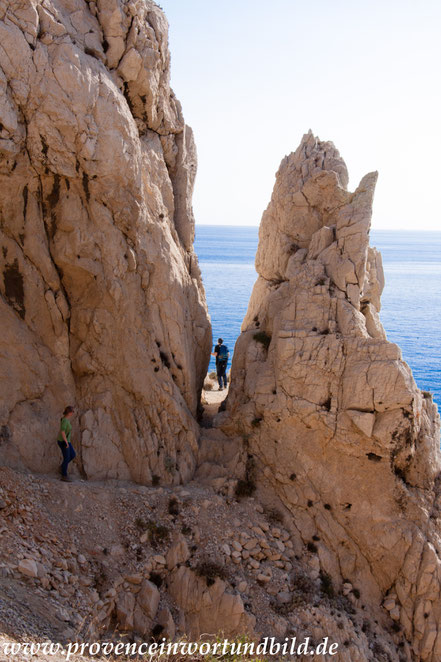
[195,224,441,232]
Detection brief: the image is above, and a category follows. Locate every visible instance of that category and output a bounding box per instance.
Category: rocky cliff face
[0,0,211,484]
[223,132,441,661]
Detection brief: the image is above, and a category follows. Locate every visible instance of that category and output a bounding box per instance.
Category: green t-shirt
[57,417,72,444]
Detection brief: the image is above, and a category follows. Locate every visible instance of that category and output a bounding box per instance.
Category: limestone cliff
[223,132,441,661]
[0,0,211,484]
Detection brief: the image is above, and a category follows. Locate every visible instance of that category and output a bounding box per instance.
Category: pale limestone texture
[223,132,441,661]
[167,565,256,640]
[0,0,211,484]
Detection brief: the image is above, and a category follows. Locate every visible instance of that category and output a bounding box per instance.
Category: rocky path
[200,381,229,428]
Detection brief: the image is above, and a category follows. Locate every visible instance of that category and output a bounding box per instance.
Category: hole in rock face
[367,452,382,462]
[159,351,171,369]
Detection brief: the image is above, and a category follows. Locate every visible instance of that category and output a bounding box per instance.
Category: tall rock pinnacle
[224,132,441,660]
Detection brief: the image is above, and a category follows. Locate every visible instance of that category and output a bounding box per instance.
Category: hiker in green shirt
[57,406,76,482]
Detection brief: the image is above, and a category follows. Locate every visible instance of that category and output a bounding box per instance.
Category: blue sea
[195,226,441,411]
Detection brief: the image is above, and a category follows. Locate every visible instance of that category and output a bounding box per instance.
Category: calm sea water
[195,226,441,411]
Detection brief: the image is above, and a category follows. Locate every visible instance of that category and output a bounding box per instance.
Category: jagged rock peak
[0,0,211,484]
[223,133,441,661]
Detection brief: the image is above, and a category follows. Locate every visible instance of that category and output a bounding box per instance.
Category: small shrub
[293,573,315,595]
[135,517,148,531]
[253,331,271,350]
[324,503,332,510]
[251,417,262,428]
[422,390,433,399]
[352,587,361,599]
[93,565,108,591]
[263,505,284,524]
[181,524,192,536]
[209,371,217,379]
[168,497,179,516]
[271,574,314,614]
[151,474,160,486]
[307,499,314,507]
[146,520,169,547]
[307,541,318,553]
[164,455,175,474]
[335,594,356,615]
[235,478,256,498]
[372,642,386,658]
[289,473,296,481]
[204,382,213,391]
[319,571,334,598]
[195,559,227,587]
[271,597,299,615]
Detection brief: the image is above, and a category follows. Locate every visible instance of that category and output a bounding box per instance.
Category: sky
[160,0,441,230]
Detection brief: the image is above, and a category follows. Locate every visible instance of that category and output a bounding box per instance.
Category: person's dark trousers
[58,441,76,477]
[216,361,228,388]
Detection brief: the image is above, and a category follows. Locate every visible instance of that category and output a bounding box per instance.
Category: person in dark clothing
[211,337,229,390]
[57,405,76,482]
